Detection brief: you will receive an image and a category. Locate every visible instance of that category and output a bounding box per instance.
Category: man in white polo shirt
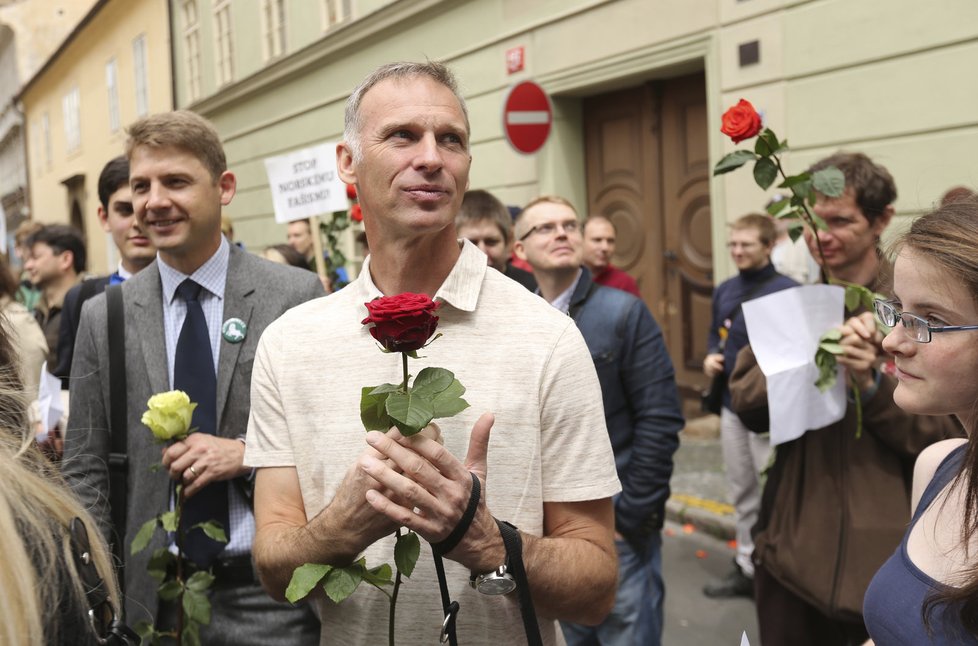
[245,61,621,645]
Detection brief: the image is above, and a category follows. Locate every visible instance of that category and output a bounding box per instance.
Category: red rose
[362,293,440,353]
[346,183,357,200]
[720,99,762,144]
[350,203,363,223]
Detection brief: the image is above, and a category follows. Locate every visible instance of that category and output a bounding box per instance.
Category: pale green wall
[171,0,978,282]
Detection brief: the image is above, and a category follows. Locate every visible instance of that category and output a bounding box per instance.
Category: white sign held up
[264,143,348,223]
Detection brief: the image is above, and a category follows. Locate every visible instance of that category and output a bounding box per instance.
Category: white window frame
[214,0,235,86]
[182,0,201,101]
[261,0,287,61]
[62,87,81,154]
[133,34,149,117]
[322,0,352,30]
[106,57,121,132]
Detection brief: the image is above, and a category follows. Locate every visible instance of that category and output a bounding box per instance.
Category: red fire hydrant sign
[502,81,552,155]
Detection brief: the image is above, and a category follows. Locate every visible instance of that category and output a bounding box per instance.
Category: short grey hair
[343,61,470,162]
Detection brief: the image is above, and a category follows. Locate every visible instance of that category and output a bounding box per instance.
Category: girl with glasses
[864,196,978,644]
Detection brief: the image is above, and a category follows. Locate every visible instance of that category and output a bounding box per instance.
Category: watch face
[478,575,516,596]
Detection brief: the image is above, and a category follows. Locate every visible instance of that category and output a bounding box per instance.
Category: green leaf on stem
[363,563,395,588]
[395,531,421,578]
[412,367,454,397]
[182,623,202,646]
[286,563,332,603]
[811,213,829,231]
[812,167,846,198]
[160,510,177,533]
[193,521,228,544]
[778,172,811,188]
[431,379,470,418]
[713,150,757,175]
[753,157,778,190]
[131,517,158,555]
[361,386,394,431]
[134,621,156,642]
[754,129,781,157]
[386,391,435,437]
[842,283,878,314]
[767,198,790,216]
[157,579,183,601]
[323,565,363,604]
[186,570,216,592]
[814,329,844,392]
[147,548,174,582]
[784,219,805,243]
[182,588,211,625]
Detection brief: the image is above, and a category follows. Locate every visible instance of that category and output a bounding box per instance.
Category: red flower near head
[362,293,440,353]
[346,183,357,201]
[350,203,363,223]
[720,99,763,144]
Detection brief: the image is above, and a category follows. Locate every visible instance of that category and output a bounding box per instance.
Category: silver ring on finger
[189,465,199,477]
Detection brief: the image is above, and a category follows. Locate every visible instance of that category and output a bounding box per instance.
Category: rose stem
[389,528,404,646]
[400,352,409,392]
[770,153,830,285]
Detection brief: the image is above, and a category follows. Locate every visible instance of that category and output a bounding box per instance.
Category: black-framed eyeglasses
[518,219,580,241]
[873,298,978,343]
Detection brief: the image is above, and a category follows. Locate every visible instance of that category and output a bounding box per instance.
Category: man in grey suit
[62,110,323,643]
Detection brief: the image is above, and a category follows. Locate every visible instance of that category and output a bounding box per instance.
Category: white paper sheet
[741,631,750,646]
[36,362,63,443]
[742,284,847,445]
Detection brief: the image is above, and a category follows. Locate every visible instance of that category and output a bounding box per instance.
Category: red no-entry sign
[503,81,552,154]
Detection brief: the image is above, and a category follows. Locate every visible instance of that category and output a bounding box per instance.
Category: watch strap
[495,518,543,646]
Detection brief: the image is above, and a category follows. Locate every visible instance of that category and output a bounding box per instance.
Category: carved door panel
[584,73,713,402]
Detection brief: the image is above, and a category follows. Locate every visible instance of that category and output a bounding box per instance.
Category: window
[133,34,149,116]
[106,58,120,132]
[182,0,201,100]
[261,0,287,60]
[62,87,81,153]
[322,0,352,30]
[214,0,234,85]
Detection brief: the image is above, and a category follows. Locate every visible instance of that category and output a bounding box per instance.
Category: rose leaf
[323,565,363,604]
[431,381,470,418]
[286,563,332,603]
[193,520,228,544]
[395,531,421,578]
[412,367,455,397]
[713,150,757,176]
[182,588,211,625]
[186,570,216,592]
[160,510,177,533]
[363,563,394,588]
[157,579,183,601]
[147,548,174,582]
[361,387,394,431]
[812,167,846,198]
[777,172,811,189]
[754,129,780,157]
[767,198,790,216]
[753,157,778,190]
[131,517,159,555]
[182,624,202,646]
[386,391,435,437]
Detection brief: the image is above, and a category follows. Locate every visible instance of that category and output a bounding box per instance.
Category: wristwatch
[470,564,516,595]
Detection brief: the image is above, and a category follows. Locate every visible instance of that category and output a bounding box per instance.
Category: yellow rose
[141,390,197,441]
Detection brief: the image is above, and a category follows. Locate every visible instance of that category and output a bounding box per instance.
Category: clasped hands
[161,433,249,497]
[335,412,504,572]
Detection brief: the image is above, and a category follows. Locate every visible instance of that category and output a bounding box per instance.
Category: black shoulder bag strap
[105,284,128,585]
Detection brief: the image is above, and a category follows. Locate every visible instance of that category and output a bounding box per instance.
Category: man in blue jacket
[515,195,684,646]
[701,213,798,598]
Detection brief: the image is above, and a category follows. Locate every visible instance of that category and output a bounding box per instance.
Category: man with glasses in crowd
[514,195,683,646]
[728,152,963,645]
[701,213,797,600]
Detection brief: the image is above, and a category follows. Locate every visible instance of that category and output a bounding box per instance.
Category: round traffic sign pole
[503,81,553,155]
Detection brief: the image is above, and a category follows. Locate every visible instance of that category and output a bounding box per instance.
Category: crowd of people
[1,58,977,646]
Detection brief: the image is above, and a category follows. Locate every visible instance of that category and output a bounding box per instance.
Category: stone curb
[665,495,736,542]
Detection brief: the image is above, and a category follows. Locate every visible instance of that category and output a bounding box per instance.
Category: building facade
[172,0,978,400]
[19,0,172,275]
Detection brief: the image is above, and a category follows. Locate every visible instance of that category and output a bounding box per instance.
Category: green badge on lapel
[222,318,247,344]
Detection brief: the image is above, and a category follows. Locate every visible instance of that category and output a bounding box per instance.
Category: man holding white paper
[728,152,962,645]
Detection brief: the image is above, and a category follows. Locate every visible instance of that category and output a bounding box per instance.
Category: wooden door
[584,73,714,402]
